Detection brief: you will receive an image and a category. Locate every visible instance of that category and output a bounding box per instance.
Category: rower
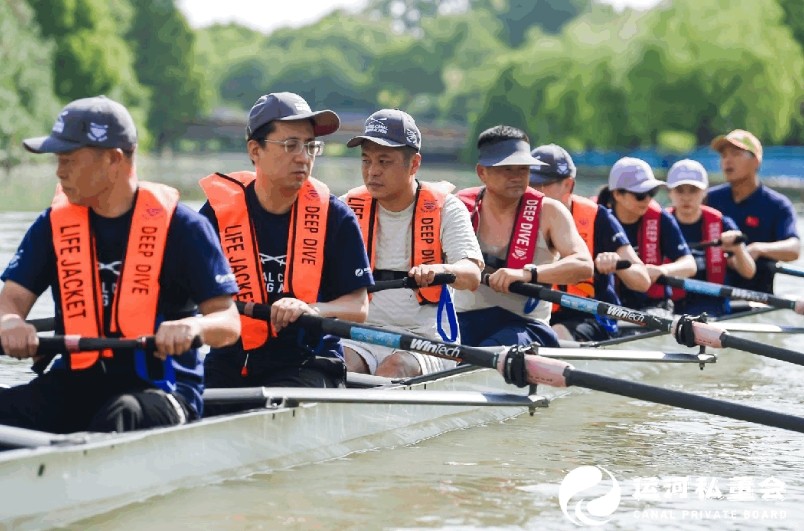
[707,129,800,293]
[530,144,650,341]
[341,109,483,377]
[198,92,372,413]
[596,157,696,313]
[454,126,593,348]
[0,96,241,433]
[666,159,755,316]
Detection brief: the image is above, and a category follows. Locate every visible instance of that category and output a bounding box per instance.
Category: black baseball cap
[529,144,577,185]
[346,109,421,151]
[247,92,340,138]
[23,96,137,154]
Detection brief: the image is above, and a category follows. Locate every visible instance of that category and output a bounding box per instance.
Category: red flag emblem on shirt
[745,216,759,228]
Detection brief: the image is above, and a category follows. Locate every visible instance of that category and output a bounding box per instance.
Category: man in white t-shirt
[342,109,483,377]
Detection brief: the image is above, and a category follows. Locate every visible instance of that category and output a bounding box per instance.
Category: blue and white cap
[347,109,421,151]
[23,96,137,154]
[529,144,576,184]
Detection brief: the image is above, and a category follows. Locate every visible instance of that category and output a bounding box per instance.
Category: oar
[234,302,804,434]
[26,317,55,332]
[204,387,549,409]
[688,233,746,250]
[759,259,804,279]
[369,272,456,293]
[0,335,203,356]
[655,275,804,315]
[495,280,804,367]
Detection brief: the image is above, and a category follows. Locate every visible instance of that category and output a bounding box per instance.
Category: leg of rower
[344,346,370,374]
[551,323,574,341]
[376,351,423,378]
[89,389,192,433]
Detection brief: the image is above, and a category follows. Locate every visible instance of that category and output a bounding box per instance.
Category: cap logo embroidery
[405,128,418,145]
[365,118,388,135]
[88,122,108,142]
[52,112,67,134]
[557,162,568,174]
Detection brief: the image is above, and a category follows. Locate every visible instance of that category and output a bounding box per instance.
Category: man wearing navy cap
[530,144,649,341]
[0,96,241,433]
[341,109,482,377]
[198,92,372,411]
[454,126,593,348]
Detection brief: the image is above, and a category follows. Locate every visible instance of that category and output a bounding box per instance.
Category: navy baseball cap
[477,139,546,167]
[529,144,576,185]
[247,92,340,138]
[346,109,421,151]
[23,96,137,154]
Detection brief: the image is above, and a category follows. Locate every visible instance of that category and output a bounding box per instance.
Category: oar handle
[594,260,631,273]
[657,275,804,314]
[368,272,457,293]
[0,335,203,356]
[26,317,55,332]
[688,233,746,249]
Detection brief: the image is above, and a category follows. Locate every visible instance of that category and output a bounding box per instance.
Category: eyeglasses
[626,189,658,201]
[263,138,324,157]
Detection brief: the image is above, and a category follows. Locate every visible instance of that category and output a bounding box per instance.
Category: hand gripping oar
[234,302,804,434]
[656,274,804,315]
[0,335,203,356]
[759,259,804,279]
[688,233,746,250]
[494,279,804,367]
[368,273,456,293]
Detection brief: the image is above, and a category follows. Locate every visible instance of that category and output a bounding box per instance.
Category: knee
[89,395,143,433]
[344,347,369,374]
[376,352,421,378]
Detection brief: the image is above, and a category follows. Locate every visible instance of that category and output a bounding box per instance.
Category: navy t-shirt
[707,183,799,292]
[551,204,630,324]
[199,182,373,370]
[1,201,239,417]
[618,210,691,310]
[673,213,740,316]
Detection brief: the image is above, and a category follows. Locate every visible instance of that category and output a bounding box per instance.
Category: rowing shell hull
[0,367,541,529]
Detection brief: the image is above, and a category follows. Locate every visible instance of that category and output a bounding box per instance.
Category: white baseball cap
[667,159,708,190]
[608,157,665,193]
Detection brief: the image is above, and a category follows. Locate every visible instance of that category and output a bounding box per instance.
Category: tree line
[1,0,801,170]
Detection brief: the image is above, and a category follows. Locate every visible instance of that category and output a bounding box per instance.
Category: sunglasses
[625,189,658,201]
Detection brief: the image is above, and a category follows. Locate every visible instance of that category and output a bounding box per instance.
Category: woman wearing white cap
[597,157,696,312]
[666,159,755,315]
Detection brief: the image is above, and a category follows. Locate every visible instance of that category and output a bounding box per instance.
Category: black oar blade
[565,369,804,434]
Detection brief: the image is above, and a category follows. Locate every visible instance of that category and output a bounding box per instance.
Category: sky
[177,0,662,34]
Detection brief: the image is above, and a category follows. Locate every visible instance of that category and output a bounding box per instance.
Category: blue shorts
[458,307,559,348]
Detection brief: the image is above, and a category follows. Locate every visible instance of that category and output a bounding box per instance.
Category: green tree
[127,0,208,151]
[0,0,60,172]
[26,0,147,108]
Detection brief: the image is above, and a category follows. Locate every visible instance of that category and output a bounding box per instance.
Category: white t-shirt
[453,213,556,325]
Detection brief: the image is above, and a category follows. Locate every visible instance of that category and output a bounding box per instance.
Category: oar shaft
[368,272,456,293]
[565,369,804,433]
[763,259,804,279]
[0,335,202,356]
[26,317,55,332]
[688,233,746,250]
[658,275,802,314]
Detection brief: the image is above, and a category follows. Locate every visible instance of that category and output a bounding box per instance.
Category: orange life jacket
[552,195,597,311]
[457,186,543,270]
[50,182,178,370]
[344,181,446,304]
[199,171,329,349]
[667,205,726,300]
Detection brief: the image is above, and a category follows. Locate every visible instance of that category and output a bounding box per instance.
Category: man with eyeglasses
[198,92,373,413]
[596,157,695,312]
[340,109,483,377]
[707,129,799,293]
[529,144,650,341]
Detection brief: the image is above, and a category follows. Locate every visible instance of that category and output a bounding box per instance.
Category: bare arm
[747,237,800,263]
[647,254,697,283]
[602,245,651,292]
[539,198,594,284]
[154,294,241,358]
[0,280,40,359]
[721,230,756,280]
